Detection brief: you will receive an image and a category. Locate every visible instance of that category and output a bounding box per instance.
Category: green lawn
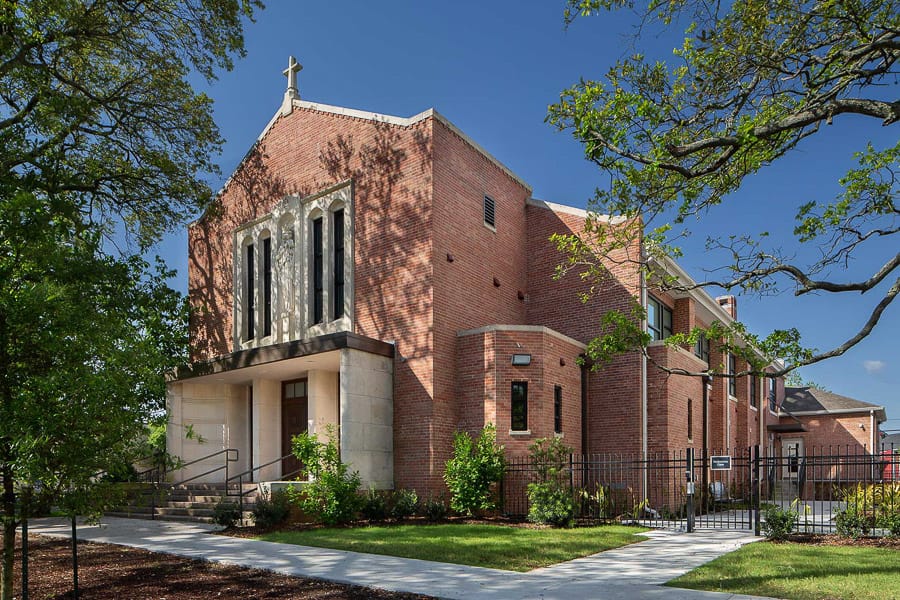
[669,541,900,600]
[257,523,648,571]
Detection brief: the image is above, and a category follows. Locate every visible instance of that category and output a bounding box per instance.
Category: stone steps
[112,481,259,524]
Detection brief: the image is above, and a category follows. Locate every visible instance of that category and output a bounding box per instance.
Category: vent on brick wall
[483,195,496,229]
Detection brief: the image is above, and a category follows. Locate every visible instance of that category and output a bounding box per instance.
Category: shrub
[212,499,241,528]
[391,489,419,521]
[761,505,797,540]
[526,437,576,527]
[877,510,900,537]
[359,487,389,521]
[444,424,506,516]
[292,426,362,525]
[579,483,610,520]
[835,509,874,538]
[252,490,292,529]
[423,494,448,521]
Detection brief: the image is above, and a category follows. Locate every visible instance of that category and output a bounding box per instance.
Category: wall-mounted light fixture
[511,354,531,366]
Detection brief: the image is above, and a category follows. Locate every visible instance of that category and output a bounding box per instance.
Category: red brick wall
[647,344,706,454]
[187,105,438,493]
[524,204,644,455]
[456,327,584,456]
[429,118,533,492]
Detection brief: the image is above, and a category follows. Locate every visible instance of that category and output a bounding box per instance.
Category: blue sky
[157,1,898,433]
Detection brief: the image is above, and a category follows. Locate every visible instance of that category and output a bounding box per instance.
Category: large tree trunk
[1,459,15,600]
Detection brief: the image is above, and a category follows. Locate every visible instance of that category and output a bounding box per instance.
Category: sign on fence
[710,455,732,471]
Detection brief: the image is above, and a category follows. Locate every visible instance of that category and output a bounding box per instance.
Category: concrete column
[339,348,394,489]
[253,378,282,481]
[308,369,339,436]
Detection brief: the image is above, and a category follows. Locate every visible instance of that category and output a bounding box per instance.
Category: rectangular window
[647,296,673,341]
[750,375,758,408]
[262,237,272,337]
[694,333,709,363]
[333,209,344,319]
[312,217,323,324]
[687,398,693,440]
[483,195,496,229]
[728,354,737,397]
[769,378,777,412]
[245,243,255,340]
[554,385,563,434]
[511,381,528,432]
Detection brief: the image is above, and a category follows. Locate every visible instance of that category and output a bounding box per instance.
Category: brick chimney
[716,295,737,319]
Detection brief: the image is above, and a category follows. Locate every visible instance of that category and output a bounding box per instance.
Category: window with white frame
[647,296,673,341]
[232,184,353,350]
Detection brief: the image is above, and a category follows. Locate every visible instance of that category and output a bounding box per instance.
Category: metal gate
[500,444,899,534]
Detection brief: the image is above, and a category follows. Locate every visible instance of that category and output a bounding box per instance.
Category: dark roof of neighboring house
[783,387,887,422]
[883,433,900,449]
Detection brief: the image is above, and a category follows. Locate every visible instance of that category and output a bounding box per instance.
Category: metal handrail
[127,448,239,520]
[225,453,307,525]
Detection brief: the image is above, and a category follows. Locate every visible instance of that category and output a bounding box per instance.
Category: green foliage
[291,427,362,525]
[580,483,611,520]
[1,1,260,596]
[252,490,292,530]
[423,494,449,522]
[359,488,389,521]
[835,509,874,539]
[212,500,241,529]
[549,0,900,377]
[527,438,576,527]
[390,489,419,521]
[877,511,900,537]
[836,482,900,538]
[761,505,797,541]
[444,424,506,516]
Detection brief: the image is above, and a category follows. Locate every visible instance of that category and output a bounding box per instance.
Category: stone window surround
[233,181,354,352]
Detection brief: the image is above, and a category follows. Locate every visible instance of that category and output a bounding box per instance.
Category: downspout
[580,358,588,455]
[702,374,710,506]
[640,252,648,496]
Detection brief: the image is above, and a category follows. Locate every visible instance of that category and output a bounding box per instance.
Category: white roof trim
[192,99,533,227]
[782,406,887,421]
[457,324,587,350]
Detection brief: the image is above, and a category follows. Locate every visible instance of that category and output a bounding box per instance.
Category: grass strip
[668,541,900,600]
[258,523,648,572]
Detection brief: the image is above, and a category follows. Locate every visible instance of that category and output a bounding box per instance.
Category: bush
[390,489,419,521]
[292,426,362,525]
[835,509,874,538]
[252,490,292,529]
[526,437,575,527]
[423,494,448,521]
[212,499,241,528]
[359,487,388,521]
[761,505,797,540]
[444,424,506,516]
[877,510,900,537]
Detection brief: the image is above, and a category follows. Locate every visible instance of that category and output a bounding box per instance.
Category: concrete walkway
[28,517,775,600]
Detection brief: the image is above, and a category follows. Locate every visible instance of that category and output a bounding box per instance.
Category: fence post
[753,445,761,536]
[686,448,695,533]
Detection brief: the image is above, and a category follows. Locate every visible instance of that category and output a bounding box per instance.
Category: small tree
[444,424,506,516]
[291,427,361,525]
[526,437,576,527]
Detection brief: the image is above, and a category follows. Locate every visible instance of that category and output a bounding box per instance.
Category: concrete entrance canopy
[166,332,395,488]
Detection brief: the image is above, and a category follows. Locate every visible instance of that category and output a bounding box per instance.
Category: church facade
[166,60,884,493]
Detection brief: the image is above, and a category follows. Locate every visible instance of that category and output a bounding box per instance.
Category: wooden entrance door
[282,379,308,478]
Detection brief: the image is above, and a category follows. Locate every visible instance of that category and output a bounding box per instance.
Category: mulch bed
[781,533,900,549]
[6,534,436,599]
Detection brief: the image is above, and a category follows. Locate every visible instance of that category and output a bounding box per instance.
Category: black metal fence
[501,443,900,535]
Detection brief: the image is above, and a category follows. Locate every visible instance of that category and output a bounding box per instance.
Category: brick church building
[166,59,885,494]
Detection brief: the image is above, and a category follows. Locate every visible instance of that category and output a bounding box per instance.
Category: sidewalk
[28,517,774,600]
